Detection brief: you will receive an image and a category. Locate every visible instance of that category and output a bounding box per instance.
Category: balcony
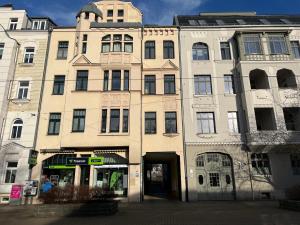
[251,90,273,106]
[247,131,300,145]
[100,52,132,65]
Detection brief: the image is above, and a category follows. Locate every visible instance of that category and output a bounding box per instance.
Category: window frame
[165,112,177,134]
[163,40,175,59]
[145,112,157,134]
[57,41,69,59]
[124,70,129,91]
[9,18,18,30]
[48,113,61,135]
[101,109,107,133]
[11,119,23,139]
[17,81,30,99]
[109,109,120,133]
[243,34,262,55]
[224,74,235,94]
[145,41,156,59]
[192,42,209,60]
[23,47,35,64]
[291,41,300,59]
[197,112,216,134]
[111,70,121,91]
[4,162,18,184]
[52,75,65,95]
[268,34,288,55]
[227,111,240,133]
[122,109,129,133]
[194,75,212,95]
[75,70,88,91]
[164,74,176,95]
[144,75,156,95]
[0,43,4,60]
[251,153,271,175]
[72,109,86,132]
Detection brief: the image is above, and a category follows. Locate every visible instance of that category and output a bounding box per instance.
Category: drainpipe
[177,23,189,202]
[140,22,144,203]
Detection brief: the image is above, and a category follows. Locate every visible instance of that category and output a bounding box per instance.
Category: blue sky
[4,0,300,26]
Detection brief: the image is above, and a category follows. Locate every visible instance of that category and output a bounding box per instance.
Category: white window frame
[228,111,239,133]
[10,119,23,139]
[9,18,18,30]
[197,112,216,134]
[32,20,47,30]
[17,80,30,100]
[23,47,35,64]
[4,162,18,184]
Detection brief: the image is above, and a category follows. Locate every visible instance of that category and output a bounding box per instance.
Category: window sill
[224,93,237,97]
[56,58,67,60]
[145,133,157,135]
[196,133,217,138]
[71,131,85,133]
[51,93,64,96]
[47,134,59,136]
[194,94,213,97]
[71,90,88,93]
[163,133,180,137]
[98,133,129,136]
[11,98,30,104]
[18,63,35,67]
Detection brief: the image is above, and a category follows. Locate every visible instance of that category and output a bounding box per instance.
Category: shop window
[23,47,35,64]
[144,75,156,95]
[57,41,68,59]
[249,69,269,89]
[11,119,23,139]
[5,162,18,183]
[192,42,209,60]
[209,173,220,187]
[72,109,86,132]
[75,70,88,91]
[17,81,29,99]
[251,153,271,175]
[277,69,297,88]
[53,75,65,95]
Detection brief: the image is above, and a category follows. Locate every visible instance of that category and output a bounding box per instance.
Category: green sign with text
[88,157,104,165]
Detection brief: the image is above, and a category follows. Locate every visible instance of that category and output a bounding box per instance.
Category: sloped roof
[76,2,102,18]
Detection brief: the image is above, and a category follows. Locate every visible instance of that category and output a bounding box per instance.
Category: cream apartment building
[175,13,300,201]
[0,4,55,203]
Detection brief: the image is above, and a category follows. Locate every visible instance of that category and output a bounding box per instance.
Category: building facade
[0,4,54,203]
[175,13,300,201]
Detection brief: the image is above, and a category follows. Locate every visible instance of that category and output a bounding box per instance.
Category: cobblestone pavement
[0,201,299,225]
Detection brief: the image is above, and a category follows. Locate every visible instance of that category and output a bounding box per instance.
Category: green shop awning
[42,154,76,169]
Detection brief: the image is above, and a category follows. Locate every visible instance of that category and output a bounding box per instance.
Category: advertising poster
[9,185,23,205]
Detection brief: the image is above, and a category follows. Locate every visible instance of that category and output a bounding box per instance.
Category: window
[197,112,215,134]
[224,75,235,94]
[32,20,47,30]
[113,35,122,52]
[32,21,39,30]
[192,42,209,60]
[196,155,204,167]
[103,70,109,91]
[53,75,65,95]
[48,113,61,135]
[17,81,29,99]
[82,34,88,54]
[250,69,270,89]
[283,108,300,131]
[198,175,204,185]
[194,75,212,95]
[144,75,156,95]
[110,109,120,133]
[101,109,107,133]
[163,41,174,59]
[72,109,86,132]
[207,153,219,162]
[165,112,177,134]
[4,162,18,183]
[11,119,23,139]
[124,35,133,53]
[112,70,121,91]
[101,35,111,53]
[255,108,277,131]
[145,41,155,59]
[84,12,89,19]
[228,112,239,133]
[0,43,4,60]
[220,42,231,60]
[57,41,69,59]
[251,153,271,175]
[222,155,231,167]
[145,112,156,134]
[291,154,300,175]
[269,35,288,55]
[9,18,18,30]
[291,41,300,59]
[117,19,123,23]
[76,70,88,91]
[277,69,297,88]
[244,35,262,55]
[123,109,129,133]
[124,70,129,91]
[118,9,124,17]
[164,75,176,94]
[23,47,34,63]
[209,173,220,187]
[107,10,113,17]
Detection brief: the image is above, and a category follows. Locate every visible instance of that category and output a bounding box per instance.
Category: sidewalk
[0,201,299,225]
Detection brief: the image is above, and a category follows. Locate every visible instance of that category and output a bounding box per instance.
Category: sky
[3,0,300,26]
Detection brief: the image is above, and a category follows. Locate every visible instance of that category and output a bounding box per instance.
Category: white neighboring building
[175,12,300,201]
[0,4,55,204]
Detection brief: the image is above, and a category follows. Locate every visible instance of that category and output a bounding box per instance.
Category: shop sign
[28,150,38,166]
[23,180,38,197]
[48,165,76,169]
[88,157,104,165]
[9,185,23,205]
[66,158,89,165]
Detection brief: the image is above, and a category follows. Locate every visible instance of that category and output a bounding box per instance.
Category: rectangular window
[82,34,88,54]
[9,18,18,30]
[194,75,212,95]
[269,35,288,55]
[145,41,155,59]
[5,162,18,183]
[124,70,129,91]
[53,75,65,95]
[23,47,35,63]
[101,43,110,53]
[291,41,300,59]
[48,113,61,135]
[76,70,88,91]
[165,112,177,134]
[112,70,121,91]
[224,75,235,94]
[103,71,109,91]
[72,109,86,132]
[110,109,120,133]
[283,108,300,131]
[57,41,69,59]
[244,35,262,54]
[0,43,4,60]
[17,81,29,99]
[144,75,156,95]
[228,112,239,133]
[145,112,156,134]
[123,109,129,133]
[101,109,107,133]
[291,154,300,175]
[163,41,174,59]
[209,173,220,187]
[220,42,232,60]
[197,112,216,134]
[124,42,133,53]
[118,9,124,17]
[107,10,113,17]
[164,74,176,94]
[251,153,271,175]
[113,42,122,52]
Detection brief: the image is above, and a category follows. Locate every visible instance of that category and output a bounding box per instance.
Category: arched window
[11,119,23,139]
[249,69,270,89]
[277,69,297,88]
[196,155,205,167]
[192,42,209,60]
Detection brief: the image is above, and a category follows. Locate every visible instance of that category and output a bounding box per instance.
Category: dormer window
[32,20,47,30]
[118,9,124,17]
[107,10,113,17]
[9,18,18,30]
[85,12,89,19]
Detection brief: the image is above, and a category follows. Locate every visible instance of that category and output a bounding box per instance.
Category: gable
[161,60,179,70]
[72,55,92,65]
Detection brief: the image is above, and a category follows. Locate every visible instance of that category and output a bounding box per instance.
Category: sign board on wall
[28,150,38,166]
[23,180,39,197]
[9,185,23,205]
[66,157,104,166]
